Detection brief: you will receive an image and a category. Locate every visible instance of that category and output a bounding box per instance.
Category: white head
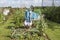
[3,9,10,16]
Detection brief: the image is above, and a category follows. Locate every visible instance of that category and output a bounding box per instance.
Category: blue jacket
[25,10,40,22]
[25,10,31,22]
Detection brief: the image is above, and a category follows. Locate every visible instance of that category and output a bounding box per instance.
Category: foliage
[0,7,60,40]
[11,9,24,28]
[42,7,60,23]
[0,13,4,22]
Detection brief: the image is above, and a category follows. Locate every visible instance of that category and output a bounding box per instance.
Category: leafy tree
[42,7,60,23]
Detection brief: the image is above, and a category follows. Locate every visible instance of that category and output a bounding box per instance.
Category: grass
[45,20,60,40]
[1,19,60,40]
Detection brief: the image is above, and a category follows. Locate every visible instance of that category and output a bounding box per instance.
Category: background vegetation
[0,7,60,40]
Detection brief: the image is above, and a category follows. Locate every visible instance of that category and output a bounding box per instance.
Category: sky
[0,0,60,8]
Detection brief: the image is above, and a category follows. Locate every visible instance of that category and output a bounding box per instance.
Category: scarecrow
[3,8,10,21]
[24,6,40,28]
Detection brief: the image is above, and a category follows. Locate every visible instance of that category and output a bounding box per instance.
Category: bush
[42,7,60,23]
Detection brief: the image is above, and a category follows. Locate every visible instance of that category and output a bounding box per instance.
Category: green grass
[1,20,60,40]
[45,20,60,40]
